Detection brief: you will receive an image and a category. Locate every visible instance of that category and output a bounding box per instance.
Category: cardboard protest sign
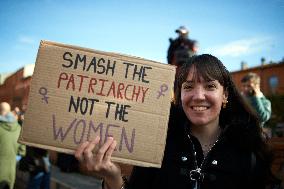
[19,40,176,168]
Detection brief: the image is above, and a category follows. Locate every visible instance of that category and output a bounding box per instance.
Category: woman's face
[181,68,227,127]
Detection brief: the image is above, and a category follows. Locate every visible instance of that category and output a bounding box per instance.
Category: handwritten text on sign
[21,41,175,168]
[45,51,165,153]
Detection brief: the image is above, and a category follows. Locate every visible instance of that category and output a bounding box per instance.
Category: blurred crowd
[0,102,51,189]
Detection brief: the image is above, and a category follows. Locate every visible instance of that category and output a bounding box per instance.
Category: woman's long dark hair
[175,54,272,169]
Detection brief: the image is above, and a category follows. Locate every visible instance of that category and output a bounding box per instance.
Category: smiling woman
[73,54,277,189]
[180,72,227,128]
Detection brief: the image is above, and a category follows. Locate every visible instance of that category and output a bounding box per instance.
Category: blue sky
[0,0,283,74]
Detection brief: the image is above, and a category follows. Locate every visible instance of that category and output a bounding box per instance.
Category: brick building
[0,64,34,110]
[231,62,284,96]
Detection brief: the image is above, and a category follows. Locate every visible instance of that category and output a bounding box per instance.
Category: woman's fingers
[95,137,114,163]
[83,136,100,162]
[75,136,117,173]
[74,141,90,162]
[104,140,117,162]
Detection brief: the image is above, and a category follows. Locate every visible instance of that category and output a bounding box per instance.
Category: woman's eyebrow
[205,79,216,82]
[184,80,194,84]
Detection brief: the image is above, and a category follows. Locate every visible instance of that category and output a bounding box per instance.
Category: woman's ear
[223,89,228,102]
[222,89,229,109]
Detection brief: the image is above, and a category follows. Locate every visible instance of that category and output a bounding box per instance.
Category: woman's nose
[192,87,206,100]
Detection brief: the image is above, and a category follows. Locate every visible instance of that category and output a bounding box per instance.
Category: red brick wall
[0,68,31,110]
[231,63,284,96]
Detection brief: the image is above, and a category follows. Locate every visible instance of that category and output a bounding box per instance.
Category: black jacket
[167,37,195,65]
[127,106,269,189]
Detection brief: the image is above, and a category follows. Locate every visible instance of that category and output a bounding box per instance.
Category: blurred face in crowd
[242,79,259,96]
[0,102,11,116]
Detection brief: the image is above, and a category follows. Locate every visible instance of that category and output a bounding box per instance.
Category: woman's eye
[206,84,216,89]
[183,84,193,90]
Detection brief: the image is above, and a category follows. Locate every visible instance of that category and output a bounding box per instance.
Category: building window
[269,76,278,94]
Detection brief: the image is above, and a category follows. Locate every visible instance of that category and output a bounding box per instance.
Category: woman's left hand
[74,136,123,189]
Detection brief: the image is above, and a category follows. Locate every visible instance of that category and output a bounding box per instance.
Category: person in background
[167,26,198,95]
[74,54,277,189]
[12,106,20,120]
[16,109,51,189]
[12,106,24,126]
[241,72,272,126]
[24,147,51,189]
[167,26,198,70]
[0,102,26,189]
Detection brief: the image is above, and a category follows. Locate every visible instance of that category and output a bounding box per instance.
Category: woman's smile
[191,106,209,111]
